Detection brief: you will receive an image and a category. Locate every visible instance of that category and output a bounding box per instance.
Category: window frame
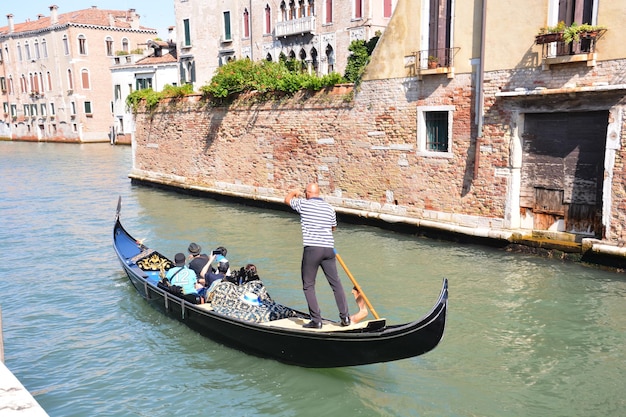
[183,19,191,46]
[416,105,455,157]
[223,11,232,41]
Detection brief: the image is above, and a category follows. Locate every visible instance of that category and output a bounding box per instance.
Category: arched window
[105,36,114,56]
[289,0,296,19]
[67,69,74,90]
[17,43,23,61]
[34,40,40,59]
[47,71,53,91]
[266,53,273,61]
[8,75,14,94]
[325,45,334,73]
[42,39,48,58]
[122,38,129,53]
[280,1,287,21]
[78,34,87,55]
[243,9,250,38]
[81,69,90,89]
[25,42,31,61]
[311,47,318,73]
[20,74,27,93]
[62,35,69,55]
[265,5,272,34]
[299,0,305,17]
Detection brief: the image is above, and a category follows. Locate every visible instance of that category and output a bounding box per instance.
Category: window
[84,101,92,115]
[23,104,30,116]
[17,43,22,61]
[243,9,250,38]
[10,104,17,117]
[0,77,5,92]
[50,103,55,115]
[71,102,76,115]
[30,104,37,116]
[114,84,121,100]
[183,19,191,46]
[25,42,31,60]
[67,69,73,90]
[417,106,454,156]
[20,75,27,93]
[136,77,152,90]
[8,76,14,94]
[223,11,232,41]
[3,102,8,114]
[384,0,392,18]
[63,35,69,55]
[280,1,287,21]
[34,40,40,59]
[427,0,452,64]
[47,72,52,91]
[40,104,47,116]
[81,69,90,89]
[354,0,362,19]
[77,35,87,55]
[42,39,48,58]
[122,38,129,53]
[106,37,114,56]
[325,0,333,24]
[265,4,272,34]
[3,45,8,63]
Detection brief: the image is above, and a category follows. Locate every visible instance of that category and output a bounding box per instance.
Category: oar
[334,251,380,320]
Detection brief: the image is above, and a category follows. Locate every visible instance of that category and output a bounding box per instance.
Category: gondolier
[285,182,350,329]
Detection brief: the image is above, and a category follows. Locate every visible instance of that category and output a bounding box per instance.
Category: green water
[1,142,624,416]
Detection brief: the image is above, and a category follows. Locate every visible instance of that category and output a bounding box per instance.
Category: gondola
[113,197,448,367]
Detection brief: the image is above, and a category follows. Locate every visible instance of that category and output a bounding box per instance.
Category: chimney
[50,5,59,25]
[128,9,140,29]
[38,14,45,20]
[7,14,14,33]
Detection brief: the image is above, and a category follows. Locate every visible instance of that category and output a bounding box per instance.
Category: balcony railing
[275,15,315,37]
[535,29,605,59]
[414,48,459,73]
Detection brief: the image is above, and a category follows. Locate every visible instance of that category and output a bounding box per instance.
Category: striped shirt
[290,197,337,248]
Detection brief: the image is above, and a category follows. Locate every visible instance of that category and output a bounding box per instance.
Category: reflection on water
[1,142,625,417]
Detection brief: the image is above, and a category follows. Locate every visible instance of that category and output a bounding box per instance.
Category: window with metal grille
[425,111,449,152]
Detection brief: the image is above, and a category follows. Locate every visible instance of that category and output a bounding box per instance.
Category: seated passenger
[187,242,210,281]
[166,253,201,295]
[200,255,230,286]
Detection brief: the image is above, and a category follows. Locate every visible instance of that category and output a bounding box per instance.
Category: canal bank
[0,362,50,417]
[129,175,626,271]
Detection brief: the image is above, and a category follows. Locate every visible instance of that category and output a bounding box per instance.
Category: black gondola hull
[114,199,448,367]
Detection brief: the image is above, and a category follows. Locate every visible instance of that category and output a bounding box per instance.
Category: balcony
[535,25,606,69]
[414,48,458,79]
[275,15,315,37]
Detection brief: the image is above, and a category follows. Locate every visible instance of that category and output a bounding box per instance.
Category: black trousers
[301,246,349,323]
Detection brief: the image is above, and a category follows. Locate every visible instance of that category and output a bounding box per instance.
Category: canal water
[1,141,625,417]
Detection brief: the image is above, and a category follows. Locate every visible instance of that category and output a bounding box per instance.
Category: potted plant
[536,21,566,44]
[428,55,439,69]
[536,21,606,44]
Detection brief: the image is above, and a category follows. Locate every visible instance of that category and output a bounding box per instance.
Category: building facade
[111,39,179,143]
[128,0,626,263]
[0,6,156,142]
[174,0,396,90]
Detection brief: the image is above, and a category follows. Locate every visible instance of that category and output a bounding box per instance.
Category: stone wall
[132,62,626,245]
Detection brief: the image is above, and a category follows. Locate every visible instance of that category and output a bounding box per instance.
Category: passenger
[350,286,369,323]
[166,253,201,295]
[200,253,230,286]
[187,242,210,281]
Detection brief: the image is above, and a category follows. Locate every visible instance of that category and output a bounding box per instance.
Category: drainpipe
[249,0,253,61]
[474,0,487,180]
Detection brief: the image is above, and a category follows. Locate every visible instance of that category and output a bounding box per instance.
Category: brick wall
[132,63,626,242]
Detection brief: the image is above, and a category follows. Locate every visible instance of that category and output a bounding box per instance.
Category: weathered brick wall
[132,62,626,241]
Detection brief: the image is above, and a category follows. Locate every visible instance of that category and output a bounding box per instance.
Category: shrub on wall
[199,58,347,100]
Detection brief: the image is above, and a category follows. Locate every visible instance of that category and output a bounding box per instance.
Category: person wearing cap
[166,253,201,295]
[187,242,210,280]
[285,182,350,329]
